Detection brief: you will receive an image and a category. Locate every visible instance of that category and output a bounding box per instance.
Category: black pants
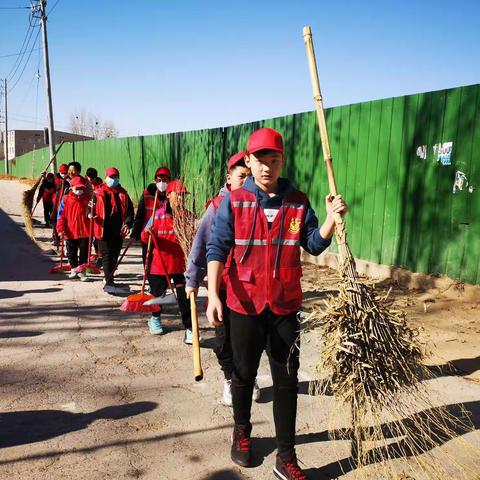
[147,273,192,330]
[230,309,300,455]
[98,237,123,284]
[43,202,53,226]
[66,238,89,268]
[141,241,148,267]
[214,289,233,380]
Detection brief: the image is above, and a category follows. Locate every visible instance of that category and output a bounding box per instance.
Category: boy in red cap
[56,176,91,281]
[131,166,171,266]
[36,173,56,227]
[142,179,193,342]
[207,128,348,479]
[186,152,261,405]
[86,167,103,190]
[94,167,134,294]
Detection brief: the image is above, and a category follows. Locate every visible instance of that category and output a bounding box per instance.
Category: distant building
[0,129,92,161]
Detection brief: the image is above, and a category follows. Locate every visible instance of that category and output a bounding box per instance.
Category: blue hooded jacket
[207,176,331,264]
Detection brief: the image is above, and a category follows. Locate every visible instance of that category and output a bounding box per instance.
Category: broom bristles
[120,294,159,313]
[75,262,101,274]
[49,264,71,274]
[305,220,479,479]
[22,175,44,240]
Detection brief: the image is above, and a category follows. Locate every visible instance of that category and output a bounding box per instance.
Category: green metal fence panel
[10,84,480,284]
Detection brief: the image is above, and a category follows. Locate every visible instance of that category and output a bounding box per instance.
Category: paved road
[0,179,479,480]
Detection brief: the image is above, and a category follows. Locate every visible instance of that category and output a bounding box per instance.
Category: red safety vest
[143,189,165,229]
[226,188,307,316]
[56,192,90,239]
[93,184,131,240]
[42,185,56,204]
[147,205,187,275]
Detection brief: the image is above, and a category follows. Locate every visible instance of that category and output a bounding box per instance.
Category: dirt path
[0,179,479,479]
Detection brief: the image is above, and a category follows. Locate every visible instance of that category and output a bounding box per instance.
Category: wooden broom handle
[303,26,338,198]
[142,189,159,294]
[190,292,204,382]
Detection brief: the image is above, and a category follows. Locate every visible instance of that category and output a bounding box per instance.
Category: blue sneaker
[184,329,193,345]
[148,316,163,335]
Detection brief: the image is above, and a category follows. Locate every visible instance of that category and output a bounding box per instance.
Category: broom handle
[303,26,339,198]
[105,237,136,284]
[190,292,204,382]
[141,189,159,294]
[150,233,175,293]
[42,141,66,174]
[59,234,65,268]
[86,194,95,262]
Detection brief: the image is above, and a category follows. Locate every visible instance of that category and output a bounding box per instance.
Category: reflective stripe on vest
[232,201,257,208]
[156,229,175,235]
[234,239,267,246]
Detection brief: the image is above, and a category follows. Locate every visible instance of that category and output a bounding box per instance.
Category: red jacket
[89,177,103,190]
[93,184,132,240]
[141,204,187,275]
[143,189,165,229]
[226,188,308,316]
[56,192,90,239]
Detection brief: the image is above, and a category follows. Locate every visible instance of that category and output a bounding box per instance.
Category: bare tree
[70,110,119,139]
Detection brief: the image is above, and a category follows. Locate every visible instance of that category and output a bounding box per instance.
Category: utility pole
[2,79,8,175]
[38,0,56,172]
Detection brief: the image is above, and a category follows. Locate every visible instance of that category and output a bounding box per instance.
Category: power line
[49,0,61,15]
[5,21,34,79]
[0,6,30,10]
[0,47,41,59]
[8,28,41,93]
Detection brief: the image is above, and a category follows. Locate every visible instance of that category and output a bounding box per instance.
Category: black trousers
[147,273,192,330]
[214,289,233,380]
[43,202,53,225]
[66,238,89,268]
[230,308,300,455]
[98,237,123,284]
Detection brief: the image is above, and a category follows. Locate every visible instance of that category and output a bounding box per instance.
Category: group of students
[39,127,348,480]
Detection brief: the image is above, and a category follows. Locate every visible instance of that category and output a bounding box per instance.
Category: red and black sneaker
[230,423,252,467]
[273,451,310,480]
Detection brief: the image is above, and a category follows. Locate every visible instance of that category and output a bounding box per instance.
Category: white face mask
[73,188,85,196]
[60,173,66,178]
[156,181,168,192]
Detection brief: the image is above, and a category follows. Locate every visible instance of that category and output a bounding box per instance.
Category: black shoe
[230,424,252,467]
[274,451,309,480]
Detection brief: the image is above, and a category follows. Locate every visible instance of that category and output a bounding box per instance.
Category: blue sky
[1,0,479,137]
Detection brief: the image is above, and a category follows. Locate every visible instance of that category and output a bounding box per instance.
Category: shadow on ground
[0,401,157,448]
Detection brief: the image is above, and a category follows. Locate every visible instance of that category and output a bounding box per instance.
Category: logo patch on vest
[288,218,301,234]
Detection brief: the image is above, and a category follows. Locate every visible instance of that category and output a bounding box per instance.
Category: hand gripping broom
[75,193,101,275]
[303,26,476,479]
[120,190,160,313]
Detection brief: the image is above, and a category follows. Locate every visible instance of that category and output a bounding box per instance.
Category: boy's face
[245,150,284,191]
[68,166,80,178]
[227,166,250,191]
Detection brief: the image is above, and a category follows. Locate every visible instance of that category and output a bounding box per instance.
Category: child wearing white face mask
[56,176,90,280]
[93,167,135,293]
[131,166,171,267]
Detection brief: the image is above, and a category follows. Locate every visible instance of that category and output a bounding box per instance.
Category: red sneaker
[230,424,252,467]
[273,451,309,480]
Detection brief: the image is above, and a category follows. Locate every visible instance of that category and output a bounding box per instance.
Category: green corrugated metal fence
[9,84,480,284]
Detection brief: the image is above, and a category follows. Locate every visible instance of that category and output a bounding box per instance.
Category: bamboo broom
[22,141,65,240]
[302,26,478,479]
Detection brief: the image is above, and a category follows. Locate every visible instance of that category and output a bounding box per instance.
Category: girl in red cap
[142,179,193,341]
[207,128,348,480]
[93,167,134,294]
[56,176,91,281]
[131,166,171,267]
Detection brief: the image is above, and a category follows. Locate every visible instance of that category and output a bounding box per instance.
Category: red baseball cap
[69,176,87,188]
[59,163,68,174]
[166,179,188,194]
[155,166,171,178]
[247,128,284,154]
[105,167,120,177]
[228,151,247,172]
